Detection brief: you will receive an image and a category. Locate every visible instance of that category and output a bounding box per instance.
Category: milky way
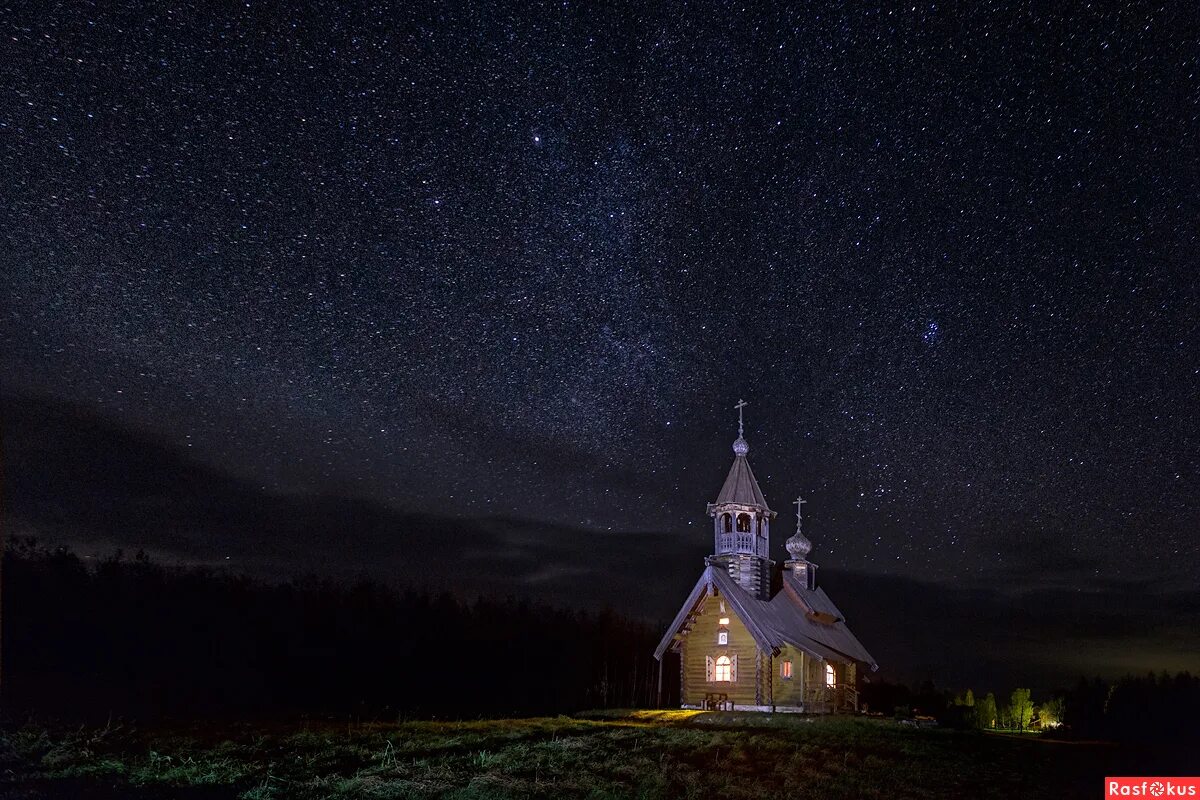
[3,3,1196,590]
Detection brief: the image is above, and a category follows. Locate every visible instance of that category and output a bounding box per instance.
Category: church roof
[654,565,877,670]
[715,448,771,511]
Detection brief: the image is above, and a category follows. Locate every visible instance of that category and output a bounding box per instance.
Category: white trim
[679,704,816,714]
[731,704,806,713]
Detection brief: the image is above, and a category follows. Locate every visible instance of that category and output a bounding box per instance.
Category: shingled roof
[654,565,877,670]
[715,449,771,511]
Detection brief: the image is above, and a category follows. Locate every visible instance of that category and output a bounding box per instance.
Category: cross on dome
[732,399,749,456]
[786,492,813,561]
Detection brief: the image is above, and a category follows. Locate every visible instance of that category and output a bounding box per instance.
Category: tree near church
[945,688,978,728]
[976,692,998,729]
[1010,688,1034,731]
[1037,696,1065,729]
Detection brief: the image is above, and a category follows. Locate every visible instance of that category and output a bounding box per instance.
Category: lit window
[781,660,793,679]
[719,601,726,613]
[717,630,728,645]
[825,663,836,687]
[718,617,730,626]
[707,654,736,682]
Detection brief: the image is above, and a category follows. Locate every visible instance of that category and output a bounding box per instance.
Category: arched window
[722,513,732,533]
[715,656,732,682]
[825,663,837,688]
[736,513,751,532]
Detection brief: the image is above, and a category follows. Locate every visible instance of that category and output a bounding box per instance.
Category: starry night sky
[3,3,1198,684]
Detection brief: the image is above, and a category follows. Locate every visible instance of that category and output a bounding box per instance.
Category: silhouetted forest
[2,539,678,721]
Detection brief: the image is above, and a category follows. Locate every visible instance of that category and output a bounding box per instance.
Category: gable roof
[654,565,877,670]
[715,454,771,511]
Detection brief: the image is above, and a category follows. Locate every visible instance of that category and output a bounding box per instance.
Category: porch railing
[802,683,859,712]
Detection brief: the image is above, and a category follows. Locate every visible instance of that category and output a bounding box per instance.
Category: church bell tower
[706,400,776,600]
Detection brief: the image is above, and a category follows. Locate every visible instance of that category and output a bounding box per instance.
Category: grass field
[2,710,1189,799]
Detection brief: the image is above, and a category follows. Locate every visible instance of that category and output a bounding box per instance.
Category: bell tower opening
[705,399,775,600]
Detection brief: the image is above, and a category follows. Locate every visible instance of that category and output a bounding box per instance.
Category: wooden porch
[802,683,859,714]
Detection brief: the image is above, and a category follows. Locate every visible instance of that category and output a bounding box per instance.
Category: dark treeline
[862,674,1200,742]
[1068,672,1200,742]
[3,539,679,721]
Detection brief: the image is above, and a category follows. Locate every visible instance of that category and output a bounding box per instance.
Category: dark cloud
[2,394,690,609]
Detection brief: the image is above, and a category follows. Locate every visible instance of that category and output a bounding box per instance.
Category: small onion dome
[732,436,749,456]
[786,532,812,560]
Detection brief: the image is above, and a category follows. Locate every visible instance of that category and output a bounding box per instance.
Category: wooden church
[654,402,877,713]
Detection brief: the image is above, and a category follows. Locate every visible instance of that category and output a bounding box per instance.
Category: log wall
[680,589,762,706]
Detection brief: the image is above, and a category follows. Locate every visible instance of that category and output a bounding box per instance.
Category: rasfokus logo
[1106,778,1200,797]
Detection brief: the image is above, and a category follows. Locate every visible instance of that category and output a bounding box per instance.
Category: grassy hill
[3,711,1188,799]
